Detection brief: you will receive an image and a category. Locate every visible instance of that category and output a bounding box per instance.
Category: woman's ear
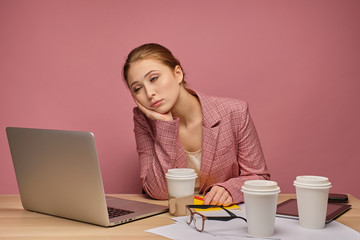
[174,65,184,84]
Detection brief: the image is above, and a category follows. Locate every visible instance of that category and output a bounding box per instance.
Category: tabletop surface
[0,194,359,239]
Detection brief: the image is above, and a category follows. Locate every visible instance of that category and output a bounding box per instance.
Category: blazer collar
[196,91,221,128]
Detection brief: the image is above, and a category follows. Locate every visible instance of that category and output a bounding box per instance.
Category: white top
[185,149,201,192]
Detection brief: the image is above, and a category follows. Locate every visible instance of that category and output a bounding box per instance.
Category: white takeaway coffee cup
[241,180,280,238]
[165,168,197,198]
[294,175,332,229]
[165,168,197,216]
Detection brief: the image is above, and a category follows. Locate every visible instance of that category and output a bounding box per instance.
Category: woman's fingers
[203,186,233,206]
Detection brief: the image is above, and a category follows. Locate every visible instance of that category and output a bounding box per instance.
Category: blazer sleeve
[204,103,270,203]
[133,107,183,200]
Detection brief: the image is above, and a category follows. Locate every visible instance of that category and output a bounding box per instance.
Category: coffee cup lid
[293,175,331,188]
[241,180,280,194]
[165,168,197,179]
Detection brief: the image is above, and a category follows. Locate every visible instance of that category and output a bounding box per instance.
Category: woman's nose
[144,86,155,98]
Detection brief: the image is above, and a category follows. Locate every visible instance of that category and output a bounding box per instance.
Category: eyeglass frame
[185,204,247,232]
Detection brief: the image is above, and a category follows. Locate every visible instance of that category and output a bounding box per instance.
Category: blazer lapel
[175,138,187,168]
[197,93,221,190]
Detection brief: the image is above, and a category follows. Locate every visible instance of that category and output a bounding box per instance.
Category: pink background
[1,0,359,198]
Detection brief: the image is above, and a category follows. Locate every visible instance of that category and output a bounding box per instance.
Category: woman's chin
[154,109,170,115]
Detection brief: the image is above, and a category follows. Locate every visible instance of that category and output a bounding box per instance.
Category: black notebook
[276,199,351,223]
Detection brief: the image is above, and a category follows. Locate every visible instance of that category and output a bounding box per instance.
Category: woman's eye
[133,86,141,93]
[150,76,158,82]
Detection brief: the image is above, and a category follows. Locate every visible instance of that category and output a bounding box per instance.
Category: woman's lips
[151,99,163,107]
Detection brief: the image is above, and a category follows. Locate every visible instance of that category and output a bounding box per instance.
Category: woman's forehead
[128,59,171,81]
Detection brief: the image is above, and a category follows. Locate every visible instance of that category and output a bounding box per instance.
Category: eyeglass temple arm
[218,205,238,217]
[206,216,247,222]
[206,216,234,221]
[186,204,243,219]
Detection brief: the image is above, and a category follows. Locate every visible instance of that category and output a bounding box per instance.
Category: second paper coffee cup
[241,180,280,238]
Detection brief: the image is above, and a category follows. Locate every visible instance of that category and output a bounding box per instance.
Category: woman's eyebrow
[129,81,138,88]
[144,70,158,79]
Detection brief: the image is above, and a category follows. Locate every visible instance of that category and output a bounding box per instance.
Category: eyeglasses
[185,205,247,232]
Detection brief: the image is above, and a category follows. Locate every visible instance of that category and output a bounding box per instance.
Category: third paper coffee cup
[294,175,332,229]
[241,180,280,238]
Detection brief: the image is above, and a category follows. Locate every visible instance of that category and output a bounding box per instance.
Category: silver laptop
[6,127,168,227]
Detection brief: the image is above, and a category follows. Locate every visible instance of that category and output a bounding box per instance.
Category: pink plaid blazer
[132,91,270,203]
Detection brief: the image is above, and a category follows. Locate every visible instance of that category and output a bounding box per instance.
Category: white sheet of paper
[146,204,360,240]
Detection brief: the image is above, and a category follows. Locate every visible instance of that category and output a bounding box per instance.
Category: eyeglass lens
[193,213,204,231]
[186,207,205,232]
[185,208,192,224]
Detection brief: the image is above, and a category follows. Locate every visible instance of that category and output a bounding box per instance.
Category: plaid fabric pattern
[133,91,270,203]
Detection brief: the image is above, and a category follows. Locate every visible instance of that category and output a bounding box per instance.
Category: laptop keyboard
[107,207,134,219]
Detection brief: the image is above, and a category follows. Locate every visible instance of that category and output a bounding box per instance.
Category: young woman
[122,43,270,206]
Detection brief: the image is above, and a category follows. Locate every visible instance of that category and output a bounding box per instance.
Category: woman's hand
[203,186,233,206]
[134,98,173,121]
